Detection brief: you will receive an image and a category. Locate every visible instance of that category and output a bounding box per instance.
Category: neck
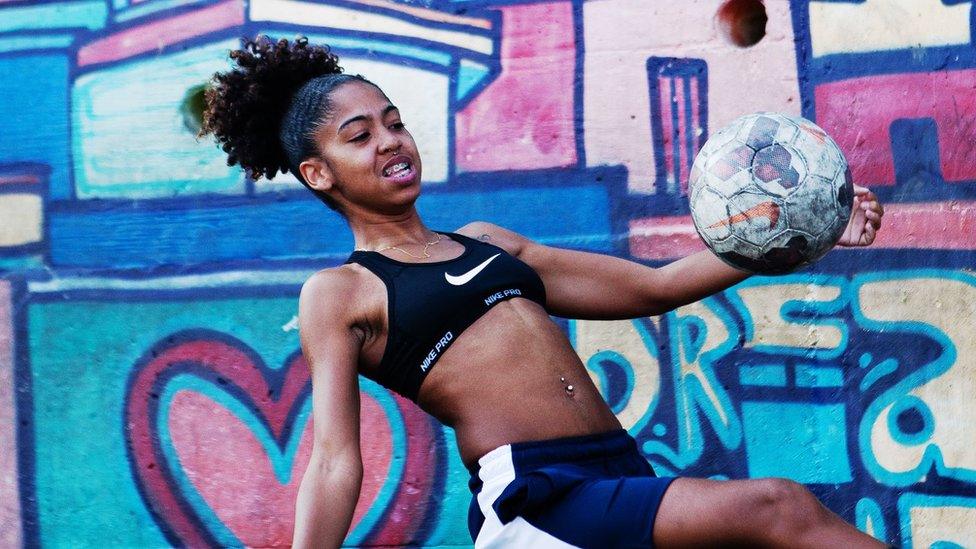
[346,206,435,250]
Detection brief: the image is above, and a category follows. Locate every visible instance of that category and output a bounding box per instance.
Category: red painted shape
[688,76,701,196]
[169,389,392,546]
[629,201,976,260]
[628,216,706,260]
[125,335,439,546]
[0,174,39,186]
[77,0,244,67]
[815,70,976,186]
[660,75,675,184]
[676,77,689,187]
[870,201,976,250]
[455,2,577,172]
[366,397,444,544]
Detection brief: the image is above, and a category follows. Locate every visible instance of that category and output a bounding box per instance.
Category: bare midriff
[414,297,622,467]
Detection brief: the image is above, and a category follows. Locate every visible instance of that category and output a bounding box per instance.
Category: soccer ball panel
[751,142,807,196]
[783,176,840,237]
[690,186,735,243]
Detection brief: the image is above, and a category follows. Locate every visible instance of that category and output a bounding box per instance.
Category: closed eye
[350,132,369,142]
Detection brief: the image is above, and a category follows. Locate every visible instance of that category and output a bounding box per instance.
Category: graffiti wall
[0,0,973,546]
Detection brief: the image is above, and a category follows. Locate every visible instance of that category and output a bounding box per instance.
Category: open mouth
[383,161,411,177]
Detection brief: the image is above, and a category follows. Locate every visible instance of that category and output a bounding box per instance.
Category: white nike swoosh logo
[444,253,500,286]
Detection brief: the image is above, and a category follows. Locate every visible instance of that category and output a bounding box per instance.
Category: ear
[299,157,335,193]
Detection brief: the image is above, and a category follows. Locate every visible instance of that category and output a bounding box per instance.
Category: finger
[853,184,869,195]
[864,210,881,222]
[863,223,877,245]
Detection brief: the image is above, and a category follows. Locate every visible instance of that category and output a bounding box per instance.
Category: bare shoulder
[456,221,533,256]
[301,264,360,300]
[299,264,373,326]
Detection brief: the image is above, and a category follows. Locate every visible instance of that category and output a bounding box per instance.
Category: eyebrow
[337,105,399,132]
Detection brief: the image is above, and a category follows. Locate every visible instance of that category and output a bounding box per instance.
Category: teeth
[384,162,409,176]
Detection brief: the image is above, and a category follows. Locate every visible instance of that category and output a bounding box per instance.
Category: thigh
[652,477,778,547]
[527,474,676,549]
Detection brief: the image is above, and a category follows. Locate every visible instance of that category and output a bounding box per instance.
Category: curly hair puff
[201,35,376,211]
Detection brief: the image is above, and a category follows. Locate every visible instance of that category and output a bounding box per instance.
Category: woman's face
[304,80,423,214]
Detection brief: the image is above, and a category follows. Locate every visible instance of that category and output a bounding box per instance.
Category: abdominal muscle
[414,298,622,466]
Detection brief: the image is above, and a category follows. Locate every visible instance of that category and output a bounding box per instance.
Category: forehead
[326,81,393,123]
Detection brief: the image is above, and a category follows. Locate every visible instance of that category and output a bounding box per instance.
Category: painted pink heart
[125,330,445,546]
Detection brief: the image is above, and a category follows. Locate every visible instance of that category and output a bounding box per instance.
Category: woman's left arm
[461,186,882,321]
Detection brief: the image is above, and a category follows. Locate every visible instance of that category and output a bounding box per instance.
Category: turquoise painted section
[856,497,888,540]
[739,363,787,387]
[795,364,844,388]
[457,59,490,100]
[28,297,303,546]
[741,401,853,484]
[0,0,108,32]
[0,34,74,54]
[115,0,211,22]
[72,39,243,198]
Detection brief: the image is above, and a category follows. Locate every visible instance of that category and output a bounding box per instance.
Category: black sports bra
[345,231,547,401]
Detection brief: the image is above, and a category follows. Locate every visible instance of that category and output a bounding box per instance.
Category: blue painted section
[890,118,943,192]
[48,175,616,268]
[887,395,935,447]
[646,56,708,196]
[739,364,787,387]
[0,55,71,200]
[741,401,852,484]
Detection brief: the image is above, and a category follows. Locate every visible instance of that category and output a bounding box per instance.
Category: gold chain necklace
[356,233,444,259]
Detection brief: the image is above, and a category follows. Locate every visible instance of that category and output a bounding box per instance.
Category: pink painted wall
[0,280,21,548]
[455,2,578,172]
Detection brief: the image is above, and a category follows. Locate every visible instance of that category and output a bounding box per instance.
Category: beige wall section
[906,501,976,548]
[810,0,972,57]
[583,0,800,193]
[734,282,844,353]
[860,277,976,477]
[572,318,661,430]
[0,194,43,247]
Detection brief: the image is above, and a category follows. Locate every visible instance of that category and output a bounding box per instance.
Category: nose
[378,127,402,154]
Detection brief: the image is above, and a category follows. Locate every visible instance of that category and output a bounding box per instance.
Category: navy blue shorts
[467,429,676,548]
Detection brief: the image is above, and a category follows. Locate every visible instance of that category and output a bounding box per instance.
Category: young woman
[202,36,886,549]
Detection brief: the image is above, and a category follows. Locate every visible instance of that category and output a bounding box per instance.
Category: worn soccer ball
[688,112,853,274]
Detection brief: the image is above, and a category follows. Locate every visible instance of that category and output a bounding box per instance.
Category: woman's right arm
[292,270,364,549]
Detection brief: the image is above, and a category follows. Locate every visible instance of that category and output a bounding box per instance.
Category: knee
[750,478,825,539]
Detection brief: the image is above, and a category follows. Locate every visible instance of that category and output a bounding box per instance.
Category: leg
[653,477,885,548]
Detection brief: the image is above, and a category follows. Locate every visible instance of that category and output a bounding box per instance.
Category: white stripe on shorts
[474,444,579,549]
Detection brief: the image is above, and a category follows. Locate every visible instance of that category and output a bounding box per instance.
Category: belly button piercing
[560,376,575,394]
